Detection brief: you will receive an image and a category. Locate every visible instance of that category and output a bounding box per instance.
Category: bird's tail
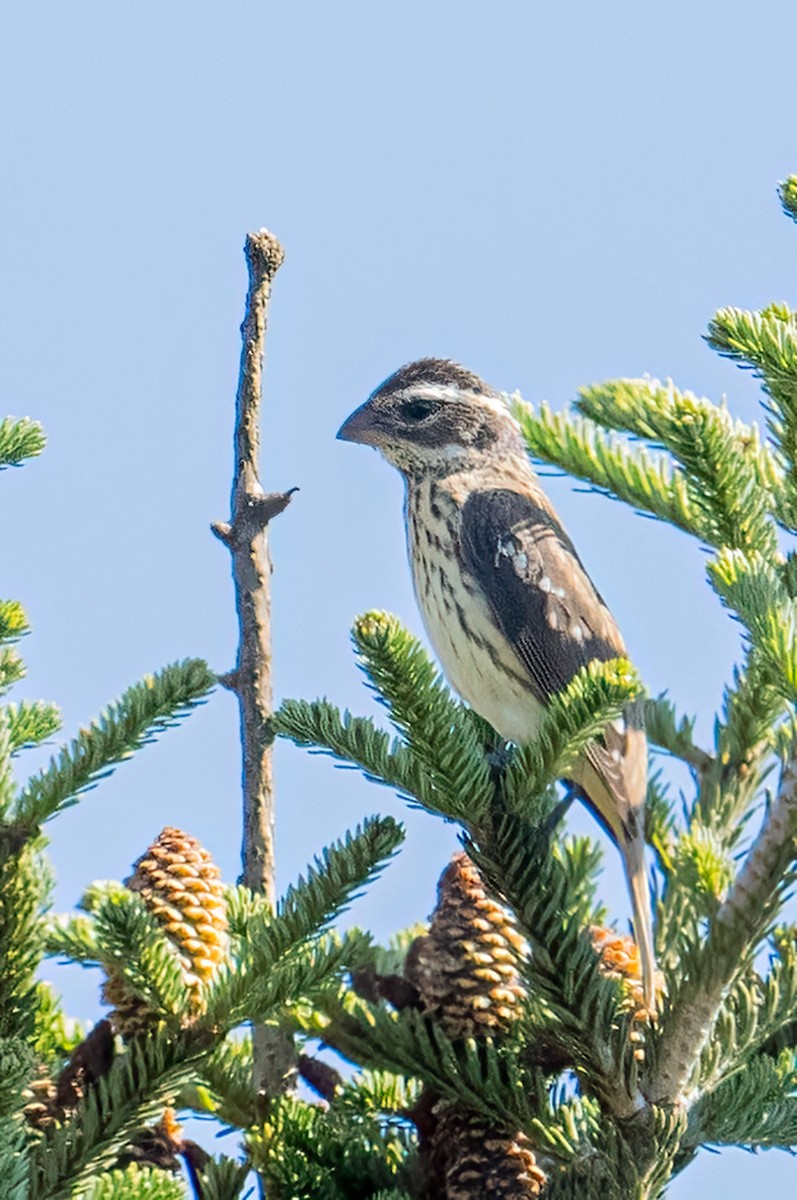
[621,829,657,1015]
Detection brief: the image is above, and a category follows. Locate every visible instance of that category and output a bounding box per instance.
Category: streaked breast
[405,477,544,744]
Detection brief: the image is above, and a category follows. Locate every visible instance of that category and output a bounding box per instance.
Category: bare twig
[648,747,797,1104]
[214,229,295,1105]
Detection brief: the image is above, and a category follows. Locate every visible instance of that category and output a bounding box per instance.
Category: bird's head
[337,358,525,474]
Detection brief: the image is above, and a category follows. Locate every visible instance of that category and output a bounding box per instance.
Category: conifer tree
[7,177,797,1199]
[271,176,797,1197]
[0,420,406,1196]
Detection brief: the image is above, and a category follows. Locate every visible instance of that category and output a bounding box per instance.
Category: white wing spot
[554,586,566,598]
[494,536,513,567]
[612,718,626,735]
[548,610,559,630]
[496,539,529,574]
[540,576,552,592]
[571,623,583,642]
[611,748,623,763]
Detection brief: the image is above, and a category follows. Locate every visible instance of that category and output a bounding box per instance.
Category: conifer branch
[0,649,25,697]
[705,302,797,528]
[779,176,797,223]
[43,911,101,965]
[0,710,16,817]
[716,649,783,774]
[6,700,61,754]
[246,1089,415,1198]
[274,698,488,825]
[514,381,780,555]
[578,379,779,555]
[192,1158,252,1200]
[28,1031,207,1200]
[8,659,215,845]
[211,814,401,1026]
[650,744,797,1104]
[352,611,495,825]
[328,1001,551,1147]
[0,600,30,643]
[0,839,53,1052]
[276,816,403,942]
[472,819,643,1120]
[78,1164,187,1200]
[642,696,712,776]
[0,604,29,708]
[92,892,188,1022]
[212,228,296,1107]
[197,1037,257,1128]
[512,398,708,539]
[0,416,46,468]
[687,1051,797,1149]
[708,549,797,703]
[219,825,396,1025]
[278,629,641,835]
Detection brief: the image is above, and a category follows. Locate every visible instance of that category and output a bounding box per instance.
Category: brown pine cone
[590,924,660,1061]
[101,972,153,1038]
[22,1070,57,1131]
[105,827,228,1037]
[24,1021,115,1129]
[127,827,228,991]
[405,853,527,1040]
[431,1103,547,1199]
[589,925,654,1022]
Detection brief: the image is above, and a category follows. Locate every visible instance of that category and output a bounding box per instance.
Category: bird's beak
[337,401,380,446]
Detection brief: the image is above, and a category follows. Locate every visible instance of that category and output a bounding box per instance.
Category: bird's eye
[402,398,436,421]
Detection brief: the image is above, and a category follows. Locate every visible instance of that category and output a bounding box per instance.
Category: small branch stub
[213,488,298,549]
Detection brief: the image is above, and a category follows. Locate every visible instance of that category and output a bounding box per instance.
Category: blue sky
[2,3,796,1193]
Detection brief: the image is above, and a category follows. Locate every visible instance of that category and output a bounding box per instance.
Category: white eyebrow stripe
[396,383,520,425]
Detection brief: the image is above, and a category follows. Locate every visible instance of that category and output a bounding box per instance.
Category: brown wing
[458,487,643,824]
[458,487,626,699]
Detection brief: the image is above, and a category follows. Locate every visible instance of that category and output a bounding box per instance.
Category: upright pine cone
[405,853,527,1039]
[430,1104,547,1199]
[22,1070,58,1131]
[589,924,655,1022]
[102,972,153,1038]
[104,827,228,1037]
[589,924,659,1062]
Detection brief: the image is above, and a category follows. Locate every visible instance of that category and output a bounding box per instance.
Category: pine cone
[431,1103,547,1199]
[127,827,228,990]
[589,925,650,1020]
[105,827,228,1037]
[22,1070,57,1131]
[405,853,527,1039]
[24,1021,115,1129]
[590,924,659,1060]
[101,972,153,1038]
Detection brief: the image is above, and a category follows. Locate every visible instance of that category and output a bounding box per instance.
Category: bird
[337,358,655,1010]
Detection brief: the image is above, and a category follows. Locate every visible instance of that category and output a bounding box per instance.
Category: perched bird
[337,358,655,1009]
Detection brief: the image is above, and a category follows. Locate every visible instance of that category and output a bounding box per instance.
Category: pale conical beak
[337,401,380,446]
